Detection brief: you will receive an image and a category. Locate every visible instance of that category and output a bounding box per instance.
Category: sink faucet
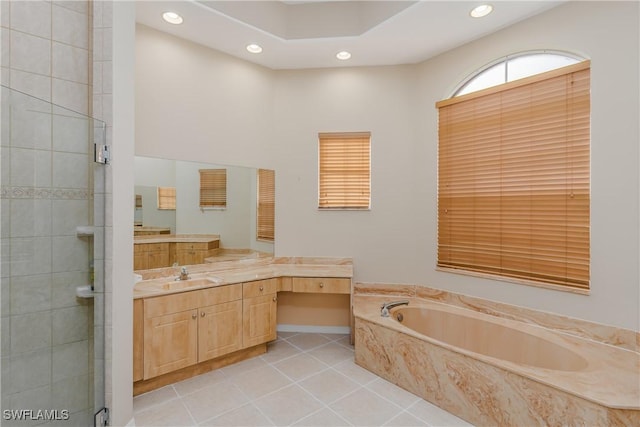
[177,266,190,281]
[380,300,409,317]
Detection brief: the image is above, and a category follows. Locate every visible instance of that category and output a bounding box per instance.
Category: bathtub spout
[381,300,409,317]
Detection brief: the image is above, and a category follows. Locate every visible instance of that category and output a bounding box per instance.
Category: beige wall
[134,1,639,333]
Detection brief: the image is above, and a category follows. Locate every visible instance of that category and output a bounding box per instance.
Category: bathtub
[354,296,640,426]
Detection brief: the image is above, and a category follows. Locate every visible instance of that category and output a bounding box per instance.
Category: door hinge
[94,144,110,164]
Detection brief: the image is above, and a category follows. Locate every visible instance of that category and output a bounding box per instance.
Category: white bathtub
[354,296,640,426]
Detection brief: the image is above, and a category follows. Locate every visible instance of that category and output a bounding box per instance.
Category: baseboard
[277,324,351,334]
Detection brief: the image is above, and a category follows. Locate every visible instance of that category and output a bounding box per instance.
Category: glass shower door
[1,86,106,426]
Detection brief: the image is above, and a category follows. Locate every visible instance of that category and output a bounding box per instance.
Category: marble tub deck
[353,295,639,426]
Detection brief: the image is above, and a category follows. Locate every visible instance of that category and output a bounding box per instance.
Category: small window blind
[257,169,275,241]
[199,169,227,208]
[157,187,176,210]
[436,61,590,290]
[318,132,371,209]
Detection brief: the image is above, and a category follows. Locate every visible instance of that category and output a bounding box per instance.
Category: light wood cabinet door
[133,299,144,382]
[143,309,198,379]
[198,300,243,361]
[243,293,277,348]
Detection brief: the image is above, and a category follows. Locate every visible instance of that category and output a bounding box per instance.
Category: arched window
[454,51,584,97]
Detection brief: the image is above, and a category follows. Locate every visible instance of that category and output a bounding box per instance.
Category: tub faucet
[380,300,409,317]
[177,267,190,281]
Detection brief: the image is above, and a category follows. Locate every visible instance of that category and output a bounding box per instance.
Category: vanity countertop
[133,256,353,299]
[133,234,220,245]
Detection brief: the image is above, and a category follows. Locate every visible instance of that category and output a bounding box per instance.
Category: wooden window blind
[436,61,590,290]
[318,132,371,209]
[199,169,227,208]
[257,169,275,241]
[157,187,176,210]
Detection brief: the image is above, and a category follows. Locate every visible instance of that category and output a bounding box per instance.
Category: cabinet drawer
[243,278,278,298]
[175,242,209,251]
[137,243,169,253]
[144,291,200,318]
[199,284,242,306]
[292,277,351,294]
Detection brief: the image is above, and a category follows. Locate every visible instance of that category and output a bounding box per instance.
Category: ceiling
[135,0,563,70]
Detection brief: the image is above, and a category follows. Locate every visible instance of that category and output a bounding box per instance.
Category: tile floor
[133,332,472,426]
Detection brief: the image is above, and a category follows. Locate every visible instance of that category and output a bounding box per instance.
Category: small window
[257,169,275,241]
[318,132,371,210]
[455,51,581,96]
[157,187,176,210]
[199,169,227,208]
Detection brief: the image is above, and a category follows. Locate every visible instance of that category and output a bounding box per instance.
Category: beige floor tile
[173,369,227,397]
[408,399,474,426]
[132,385,179,414]
[253,384,324,426]
[276,331,299,339]
[230,365,292,400]
[133,398,195,426]
[329,388,402,427]
[383,411,429,426]
[181,380,248,423]
[366,377,421,409]
[320,333,350,342]
[292,407,353,427]
[307,342,354,366]
[272,353,329,381]
[332,359,380,385]
[298,369,360,404]
[285,333,332,350]
[221,354,268,377]
[260,339,301,364]
[200,403,274,426]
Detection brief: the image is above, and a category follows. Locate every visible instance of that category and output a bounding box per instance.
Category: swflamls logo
[3,409,70,421]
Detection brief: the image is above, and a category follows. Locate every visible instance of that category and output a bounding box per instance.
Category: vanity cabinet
[175,241,218,266]
[142,284,242,379]
[242,279,278,348]
[134,243,170,270]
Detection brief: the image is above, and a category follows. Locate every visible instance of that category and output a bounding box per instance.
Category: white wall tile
[9,69,52,102]
[52,199,89,236]
[53,112,90,154]
[10,30,51,75]
[52,151,88,189]
[2,27,10,68]
[51,235,88,273]
[10,348,51,393]
[11,311,52,353]
[52,305,89,345]
[52,341,89,381]
[53,1,89,16]
[52,4,88,49]
[52,78,88,114]
[52,374,90,414]
[52,42,88,84]
[10,273,52,315]
[10,0,51,39]
[7,384,52,413]
[10,148,52,187]
[10,236,52,277]
[10,106,52,151]
[52,271,88,309]
[10,199,52,238]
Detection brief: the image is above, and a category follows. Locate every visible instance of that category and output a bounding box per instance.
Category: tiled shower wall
[0,1,97,425]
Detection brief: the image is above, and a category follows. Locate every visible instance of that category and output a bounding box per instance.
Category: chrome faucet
[176,266,190,281]
[380,300,409,317]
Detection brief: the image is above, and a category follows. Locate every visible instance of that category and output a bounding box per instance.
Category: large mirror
[134,156,274,255]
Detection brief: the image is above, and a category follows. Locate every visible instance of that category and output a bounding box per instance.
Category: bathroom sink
[160,277,220,291]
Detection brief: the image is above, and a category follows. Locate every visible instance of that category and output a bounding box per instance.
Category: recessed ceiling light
[162,11,183,25]
[470,4,493,18]
[336,51,351,60]
[246,44,263,54]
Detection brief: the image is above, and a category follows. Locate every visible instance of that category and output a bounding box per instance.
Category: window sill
[435,266,590,296]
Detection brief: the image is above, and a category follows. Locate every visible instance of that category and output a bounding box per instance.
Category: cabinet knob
[259,286,264,291]
[319,282,324,288]
[272,296,277,302]
[201,312,206,317]
[192,313,197,319]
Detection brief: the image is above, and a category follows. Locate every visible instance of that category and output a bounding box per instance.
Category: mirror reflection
[134,156,274,268]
